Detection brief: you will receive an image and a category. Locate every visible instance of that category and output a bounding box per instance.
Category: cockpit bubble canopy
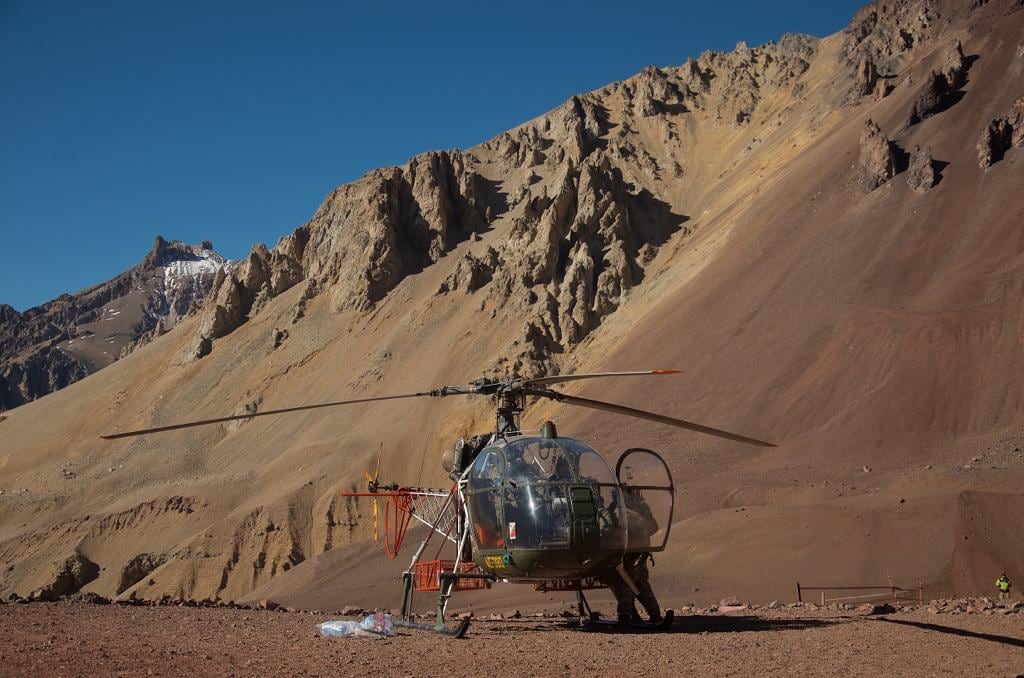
[464,436,675,566]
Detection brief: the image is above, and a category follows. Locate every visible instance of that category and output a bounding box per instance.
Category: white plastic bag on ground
[355,612,395,638]
[319,613,395,639]
[318,620,360,638]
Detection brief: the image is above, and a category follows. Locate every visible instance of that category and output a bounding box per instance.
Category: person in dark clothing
[600,488,663,624]
[623,552,661,623]
[601,553,663,624]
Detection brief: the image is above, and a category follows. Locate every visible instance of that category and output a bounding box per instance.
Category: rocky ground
[1,600,1022,677]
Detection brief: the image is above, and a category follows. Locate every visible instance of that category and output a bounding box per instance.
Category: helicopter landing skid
[394,616,471,639]
[577,608,675,632]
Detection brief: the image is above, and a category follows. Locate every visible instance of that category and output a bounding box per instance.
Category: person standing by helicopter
[623,487,663,624]
[600,486,663,625]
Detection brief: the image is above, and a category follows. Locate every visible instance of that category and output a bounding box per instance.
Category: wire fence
[796,582,924,606]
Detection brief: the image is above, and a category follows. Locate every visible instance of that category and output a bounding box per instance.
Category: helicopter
[101,369,774,637]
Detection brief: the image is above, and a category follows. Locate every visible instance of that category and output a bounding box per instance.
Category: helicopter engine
[442,432,492,480]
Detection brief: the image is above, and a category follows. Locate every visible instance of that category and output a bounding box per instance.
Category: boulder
[858,120,901,191]
[941,40,969,90]
[906,146,938,191]
[908,71,951,125]
[978,119,1013,168]
[978,97,1024,167]
[907,42,971,126]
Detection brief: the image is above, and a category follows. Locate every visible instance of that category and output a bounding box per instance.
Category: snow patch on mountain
[160,248,233,309]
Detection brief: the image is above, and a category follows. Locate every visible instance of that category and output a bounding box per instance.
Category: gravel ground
[1,603,1022,677]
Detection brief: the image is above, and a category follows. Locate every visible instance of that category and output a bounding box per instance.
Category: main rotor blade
[524,369,682,388]
[100,390,440,440]
[527,387,775,447]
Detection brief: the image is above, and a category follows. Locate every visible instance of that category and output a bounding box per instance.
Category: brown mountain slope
[2,0,1024,609]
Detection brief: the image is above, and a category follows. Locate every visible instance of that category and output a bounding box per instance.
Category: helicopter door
[615,448,675,553]
[568,485,599,551]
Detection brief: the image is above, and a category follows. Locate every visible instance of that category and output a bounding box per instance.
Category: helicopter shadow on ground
[872,617,1024,649]
[475,615,839,636]
[589,614,838,636]
[666,614,839,635]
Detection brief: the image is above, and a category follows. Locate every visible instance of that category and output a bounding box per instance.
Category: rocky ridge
[185,34,820,375]
[0,237,230,410]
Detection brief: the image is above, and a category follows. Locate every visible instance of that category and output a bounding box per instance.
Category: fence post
[797,582,802,603]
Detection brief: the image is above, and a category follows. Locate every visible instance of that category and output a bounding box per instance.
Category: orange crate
[413,560,491,591]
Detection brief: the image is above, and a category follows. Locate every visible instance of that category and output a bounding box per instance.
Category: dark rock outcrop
[31,552,100,600]
[117,553,166,594]
[437,247,499,295]
[977,96,1024,167]
[909,71,953,124]
[0,347,90,410]
[978,119,1013,167]
[185,150,503,360]
[854,57,880,97]
[487,156,686,367]
[941,40,969,90]
[840,0,943,102]
[271,327,289,350]
[907,145,939,191]
[683,35,817,125]
[842,0,940,72]
[858,119,901,191]
[907,42,971,125]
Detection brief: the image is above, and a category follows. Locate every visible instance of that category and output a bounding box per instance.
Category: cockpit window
[467,449,504,549]
[501,437,618,484]
[573,446,617,484]
[469,449,503,490]
[462,437,627,553]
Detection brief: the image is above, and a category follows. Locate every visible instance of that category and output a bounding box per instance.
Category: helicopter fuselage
[460,434,673,581]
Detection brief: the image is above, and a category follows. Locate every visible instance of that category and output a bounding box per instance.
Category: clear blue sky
[0,0,865,311]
